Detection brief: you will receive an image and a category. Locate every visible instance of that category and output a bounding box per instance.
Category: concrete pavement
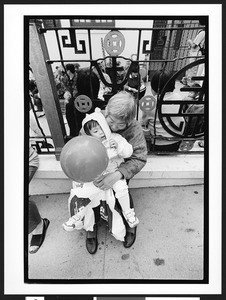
[28,184,204,280]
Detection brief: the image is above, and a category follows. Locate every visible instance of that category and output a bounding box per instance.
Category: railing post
[29,20,66,160]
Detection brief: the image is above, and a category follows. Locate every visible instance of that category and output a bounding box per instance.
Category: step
[29,153,204,195]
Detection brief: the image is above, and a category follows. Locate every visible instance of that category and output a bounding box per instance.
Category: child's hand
[109,138,118,149]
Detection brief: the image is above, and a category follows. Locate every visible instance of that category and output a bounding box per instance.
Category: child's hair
[151,69,175,94]
[105,91,136,123]
[83,119,99,135]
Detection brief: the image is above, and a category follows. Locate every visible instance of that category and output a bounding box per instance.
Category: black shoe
[86,225,98,254]
[123,226,137,248]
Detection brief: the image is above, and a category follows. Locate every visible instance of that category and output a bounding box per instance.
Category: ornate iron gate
[28,17,206,159]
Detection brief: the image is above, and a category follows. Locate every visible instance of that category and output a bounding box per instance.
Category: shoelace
[125,210,135,221]
[66,214,81,225]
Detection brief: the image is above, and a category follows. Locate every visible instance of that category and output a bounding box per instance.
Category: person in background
[124,62,146,101]
[61,63,78,102]
[65,68,107,138]
[182,83,204,148]
[181,82,201,113]
[54,65,65,99]
[93,62,112,100]
[29,69,44,114]
[74,63,80,73]
[141,69,185,152]
[181,19,205,87]
[28,145,50,254]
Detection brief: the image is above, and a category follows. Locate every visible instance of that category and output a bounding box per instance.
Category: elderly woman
[68,91,147,254]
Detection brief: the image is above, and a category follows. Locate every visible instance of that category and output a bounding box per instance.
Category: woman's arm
[117,132,147,180]
[113,134,133,159]
[94,121,148,189]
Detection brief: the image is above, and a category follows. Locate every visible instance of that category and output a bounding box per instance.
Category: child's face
[89,124,106,141]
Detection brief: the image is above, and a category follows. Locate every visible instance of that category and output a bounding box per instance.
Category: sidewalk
[28,184,204,280]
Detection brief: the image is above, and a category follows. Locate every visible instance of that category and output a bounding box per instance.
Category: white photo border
[4,3,222,296]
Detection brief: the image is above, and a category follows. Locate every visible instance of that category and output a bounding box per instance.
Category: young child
[62,107,139,232]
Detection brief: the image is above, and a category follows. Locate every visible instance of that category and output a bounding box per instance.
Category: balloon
[60,136,109,183]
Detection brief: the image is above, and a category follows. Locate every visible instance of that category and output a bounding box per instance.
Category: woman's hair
[76,68,100,99]
[151,69,175,94]
[105,91,136,123]
[83,119,99,135]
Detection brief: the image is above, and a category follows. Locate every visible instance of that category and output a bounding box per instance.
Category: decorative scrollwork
[158,58,205,139]
[62,29,86,54]
[142,40,152,54]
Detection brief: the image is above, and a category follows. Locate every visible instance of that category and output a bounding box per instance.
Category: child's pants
[68,182,127,241]
[112,179,130,213]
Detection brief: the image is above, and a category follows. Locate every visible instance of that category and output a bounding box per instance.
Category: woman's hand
[93,171,123,190]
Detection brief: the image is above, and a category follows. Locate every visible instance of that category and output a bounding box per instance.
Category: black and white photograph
[3,3,222,297]
[26,14,207,281]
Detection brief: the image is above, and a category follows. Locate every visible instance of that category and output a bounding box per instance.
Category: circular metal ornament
[74,95,92,113]
[104,30,125,56]
[179,140,195,151]
[157,58,205,139]
[139,95,156,112]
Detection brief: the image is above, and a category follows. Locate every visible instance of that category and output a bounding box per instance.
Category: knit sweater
[116,119,148,180]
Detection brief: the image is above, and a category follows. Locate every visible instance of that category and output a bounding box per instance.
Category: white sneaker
[123,208,139,228]
[62,214,84,231]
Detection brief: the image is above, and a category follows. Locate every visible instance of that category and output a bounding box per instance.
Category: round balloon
[60,136,109,183]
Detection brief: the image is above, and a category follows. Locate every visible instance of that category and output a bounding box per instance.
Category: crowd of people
[28,22,205,255]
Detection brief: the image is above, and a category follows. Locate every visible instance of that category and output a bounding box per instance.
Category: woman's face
[106,114,127,132]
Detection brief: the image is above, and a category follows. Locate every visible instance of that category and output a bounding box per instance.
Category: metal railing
[28,18,206,159]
